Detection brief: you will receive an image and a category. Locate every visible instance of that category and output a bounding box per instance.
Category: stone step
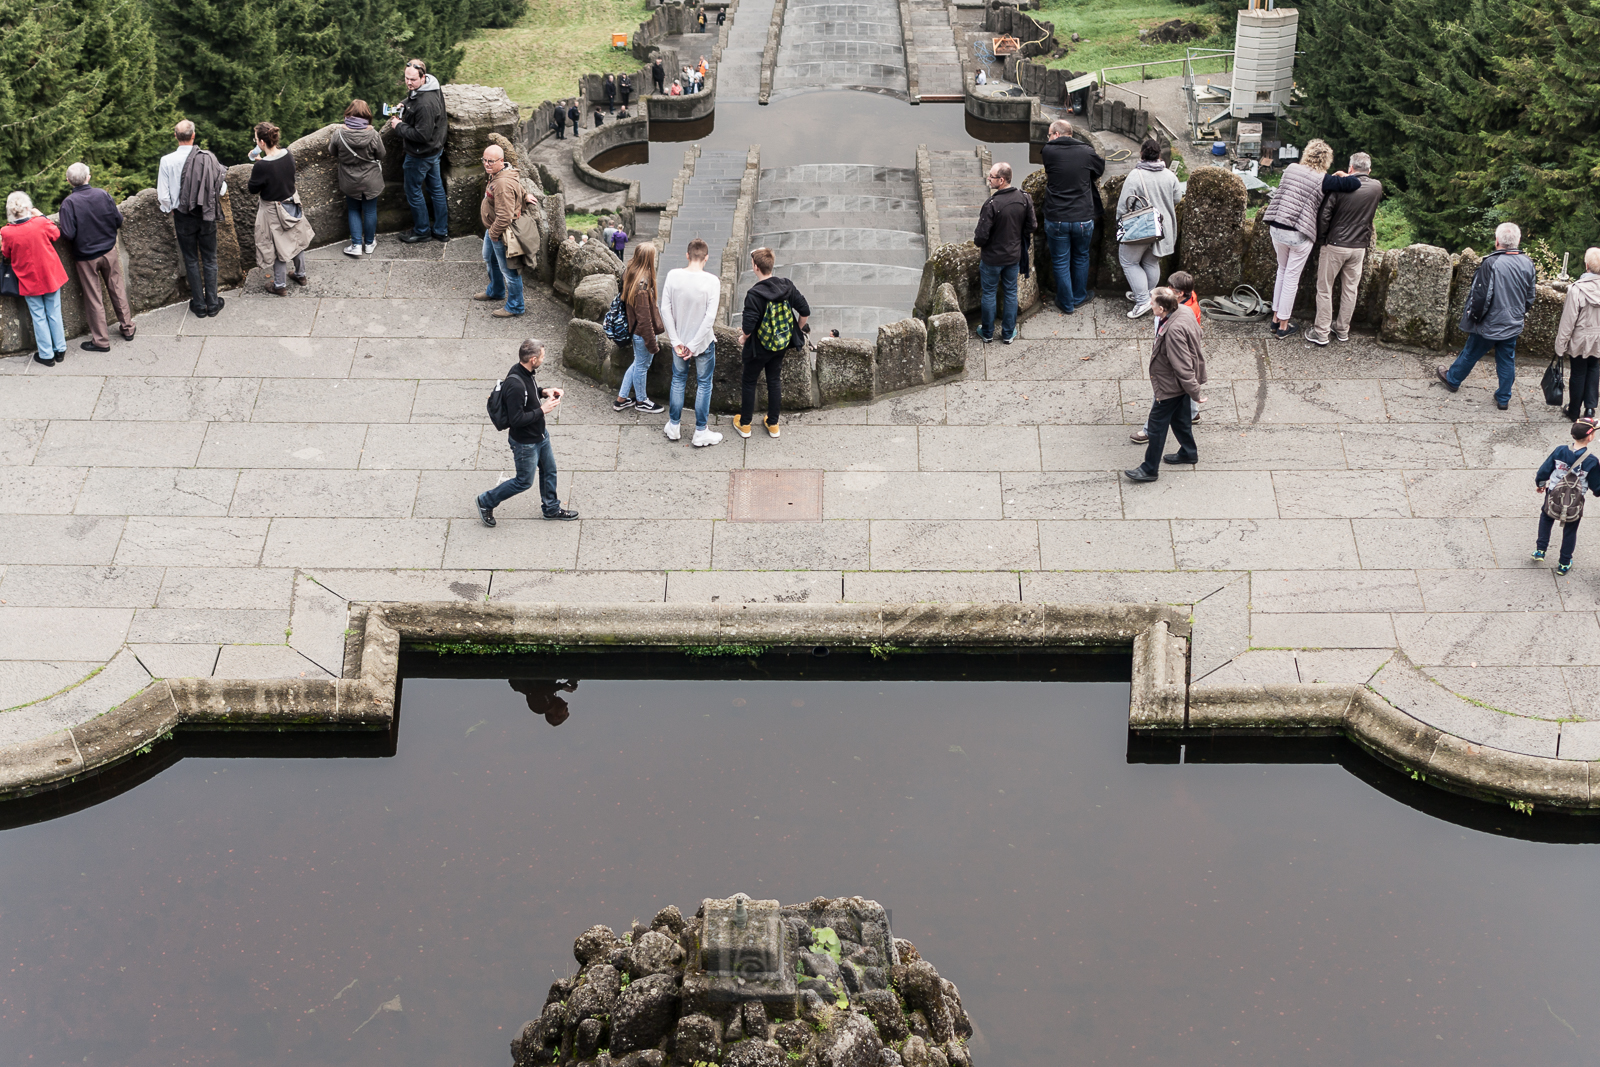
[748,227,926,266]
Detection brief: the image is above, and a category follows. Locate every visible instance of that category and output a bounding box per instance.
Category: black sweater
[503,362,549,444]
[741,276,811,357]
[247,152,296,202]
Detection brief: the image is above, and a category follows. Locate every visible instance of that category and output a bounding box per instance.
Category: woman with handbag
[1,191,69,366]
[247,122,314,295]
[1559,248,1600,420]
[330,100,387,257]
[1116,139,1181,319]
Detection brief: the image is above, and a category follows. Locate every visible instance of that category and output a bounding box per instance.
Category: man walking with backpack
[735,246,809,439]
[1534,417,1600,576]
[477,338,579,526]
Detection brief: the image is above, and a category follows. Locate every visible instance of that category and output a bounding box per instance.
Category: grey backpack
[1545,449,1589,524]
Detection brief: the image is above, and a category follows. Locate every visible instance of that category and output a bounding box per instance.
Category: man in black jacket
[59,163,135,351]
[1307,152,1384,346]
[389,58,450,243]
[735,247,810,439]
[568,100,581,136]
[973,161,1036,344]
[1039,119,1104,315]
[477,339,579,525]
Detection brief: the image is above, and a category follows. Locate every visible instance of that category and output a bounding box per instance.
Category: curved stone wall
[572,114,651,196]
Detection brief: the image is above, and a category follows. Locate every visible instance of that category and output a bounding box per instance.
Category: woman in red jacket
[2,192,69,366]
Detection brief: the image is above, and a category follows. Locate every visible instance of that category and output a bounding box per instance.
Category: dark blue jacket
[1536,444,1600,494]
[1462,250,1538,341]
[57,184,123,260]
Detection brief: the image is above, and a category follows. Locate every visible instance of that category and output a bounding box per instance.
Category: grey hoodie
[1557,273,1600,358]
[396,73,447,157]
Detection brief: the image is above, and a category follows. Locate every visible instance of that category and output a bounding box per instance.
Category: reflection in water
[589,142,648,172]
[650,113,716,142]
[5,668,1600,1066]
[508,677,578,725]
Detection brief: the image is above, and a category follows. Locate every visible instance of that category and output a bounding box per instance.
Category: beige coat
[253,196,314,269]
[1556,275,1600,358]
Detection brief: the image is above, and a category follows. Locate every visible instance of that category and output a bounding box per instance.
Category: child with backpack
[1535,417,1600,575]
[735,246,810,438]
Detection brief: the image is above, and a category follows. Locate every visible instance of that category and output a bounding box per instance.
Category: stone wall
[571,115,651,196]
[0,83,518,356]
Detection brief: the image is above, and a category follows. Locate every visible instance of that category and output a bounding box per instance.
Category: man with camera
[388,58,449,244]
[477,339,579,526]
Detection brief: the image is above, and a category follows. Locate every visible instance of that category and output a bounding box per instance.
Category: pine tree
[75,0,183,200]
[0,0,94,209]
[1474,0,1600,253]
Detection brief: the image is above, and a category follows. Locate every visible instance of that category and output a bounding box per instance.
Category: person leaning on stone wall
[1,192,69,366]
[247,121,315,296]
[157,119,229,318]
[58,163,135,352]
[1305,151,1384,347]
[1435,222,1538,411]
[330,100,387,258]
[1556,248,1600,421]
[1116,137,1181,320]
[389,58,449,244]
[1258,138,1360,340]
[1039,118,1103,316]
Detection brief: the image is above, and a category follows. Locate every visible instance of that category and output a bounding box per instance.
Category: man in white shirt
[157,120,230,317]
[659,237,723,446]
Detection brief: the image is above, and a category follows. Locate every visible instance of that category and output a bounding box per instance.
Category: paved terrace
[2,239,1598,772]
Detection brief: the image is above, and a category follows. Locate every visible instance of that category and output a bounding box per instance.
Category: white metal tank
[1231,2,1297,117]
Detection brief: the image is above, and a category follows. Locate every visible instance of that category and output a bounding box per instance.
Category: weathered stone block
[1518,284,1566,361]
[442,84,521,168]
[540,192,566,284]
[711,324,744,413]
[1446,248,1481,348]
[1017,266,1040,315]
[563,317,620,381]
[816,337,875,404]
[554,238,624,298]
[931,282,962,316]
[1176,166,1246,295]
[1022,168,1054,295]
[119,187,188,310]
[927,311,967,379]
[1380,243,1452,349]
[444,164,486,238]
[1098,173,1128,292]
[1240,214,1275,295]
[876,317,930,393]
[913,242,979,318]
[779,346,820,411]
[573,273,618,322]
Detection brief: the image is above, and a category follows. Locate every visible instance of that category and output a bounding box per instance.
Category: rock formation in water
[511,894,976,1067]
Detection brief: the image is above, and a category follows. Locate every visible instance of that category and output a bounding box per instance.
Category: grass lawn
[456,0,652,109]
[1036,0,1231,84]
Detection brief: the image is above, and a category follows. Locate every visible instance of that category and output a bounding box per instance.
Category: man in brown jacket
[1125,287,1205,482]
[474,143,534,318]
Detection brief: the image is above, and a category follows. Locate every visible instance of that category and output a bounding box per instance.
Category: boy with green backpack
[735,246,810,438]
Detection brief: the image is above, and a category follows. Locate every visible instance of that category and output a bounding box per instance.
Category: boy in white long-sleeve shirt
[659,237,724,446]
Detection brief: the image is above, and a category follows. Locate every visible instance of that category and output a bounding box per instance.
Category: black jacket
[1039,136,1104,223]
[395,75,448,157]
[973,185,1035,268]
[741,275,811,357]
[58,185,123,259]
[1317,175,1385,249]
[503,362,549,444]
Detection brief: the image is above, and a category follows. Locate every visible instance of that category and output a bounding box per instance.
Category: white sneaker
[1125,290,1135,302]
[692,428,723,447]
[363,241,376,254]
[663,421,681,441]
[343,243,362,258]
[1127,302,1151,319]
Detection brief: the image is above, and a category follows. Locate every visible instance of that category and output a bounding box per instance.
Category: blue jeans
[1444,332,1520,406]
[482,233,524,314]
[669,343,716,430]
[1045,219,1094,312]
[979,261,1019,338]
[402,150,447,237]
[25,290,64,361]
[619,334,657,401]
[478,437,561,515]
[346,196,377,244]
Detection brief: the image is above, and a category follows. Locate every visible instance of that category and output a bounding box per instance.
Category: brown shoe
[289,272,308,286]
[472,292,497,301]
[120,324,137,341]
[491,309,522,318]
[1129,429,1150,444]
[268,284,289,297]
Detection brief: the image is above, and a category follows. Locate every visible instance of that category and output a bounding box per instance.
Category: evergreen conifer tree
[0,0,93,209]
[75,0,183,200]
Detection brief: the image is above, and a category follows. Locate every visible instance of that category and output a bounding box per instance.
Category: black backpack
[486,374,527,431]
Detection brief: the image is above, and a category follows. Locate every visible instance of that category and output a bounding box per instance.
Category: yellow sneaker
[764,418,780,438]
[733,417,752,438]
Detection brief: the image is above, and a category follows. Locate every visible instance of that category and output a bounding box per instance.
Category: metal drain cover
[727,470,824,522]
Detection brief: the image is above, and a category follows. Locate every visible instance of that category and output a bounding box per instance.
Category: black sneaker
[207,297,225,318]
[431,233,449,243]
[613,397,635,412]
[399,231,431,244]
[80,341,111,352]
[477,502,496,527]
[543,507,579,520]
[633,398,664,414]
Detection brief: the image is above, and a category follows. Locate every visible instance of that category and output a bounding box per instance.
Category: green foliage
[1372,199,1414,250]
[410,640,568,654]
[681,644,766,658]
[566,212,602,231]
[868,644,899,660]
[1038,0,1234,84]
[809,927,842,962]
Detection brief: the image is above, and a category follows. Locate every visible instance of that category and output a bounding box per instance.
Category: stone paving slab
[6,264,1600,797]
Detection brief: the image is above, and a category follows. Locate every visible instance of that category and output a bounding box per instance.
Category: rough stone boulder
[564,317,625,382]
[1176,166,1247,295]
[511,1000,568,1067]
[631,929,685,977]
[914,242,980,318]
[895,961,955,1043]
[610,973,680,1054]
[816,336,876,404]
[573,273,619,322]
[569,962,621,1020]
[1446,248,1481,348]
[576,1017,604,1060]
[1380,243,1452,348]
[442,84,521,168]
[876,317,931,393]
[651,904,686,936]
[1022,168,1055,295]
[725,1040,784,1067]
[616,1052,666,1067]
[555,238,624,299]
[855,989,908,1043]
[1518,283,1567,360]
[927,311,968,380]
[1097,173,1129,292]
[781,343,822,410]
[574,924,621,966]
[284,124,365,249]
[672,1013,721,1066]
[931,282,962,316]
[445,167,488,240]
[815,1012,883,1067]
